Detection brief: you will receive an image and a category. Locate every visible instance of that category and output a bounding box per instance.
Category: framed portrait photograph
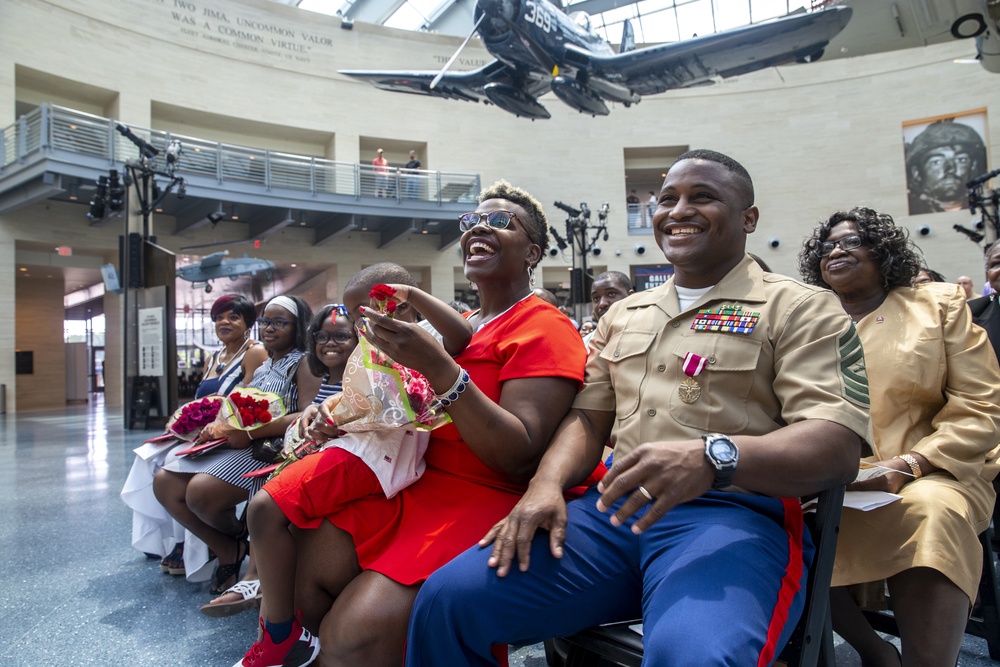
[903,109,990,215]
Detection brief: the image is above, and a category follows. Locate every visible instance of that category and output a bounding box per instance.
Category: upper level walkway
[0,105,481,248]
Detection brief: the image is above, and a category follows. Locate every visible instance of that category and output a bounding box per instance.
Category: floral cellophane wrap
[150,395,225,444]
[221,388,287,433]
[322,337,451,434]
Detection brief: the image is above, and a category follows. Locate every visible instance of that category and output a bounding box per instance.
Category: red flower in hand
[369,284,396,301]
[369,284,399,319]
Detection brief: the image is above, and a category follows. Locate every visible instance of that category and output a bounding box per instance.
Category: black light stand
[551,201,609,320]
[113,124,185,429]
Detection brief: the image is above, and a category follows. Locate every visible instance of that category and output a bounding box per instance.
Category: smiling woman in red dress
[291,181,589,667]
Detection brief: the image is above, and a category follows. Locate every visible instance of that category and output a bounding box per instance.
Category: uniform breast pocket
[599,330,658,421]
[668,335,762,433]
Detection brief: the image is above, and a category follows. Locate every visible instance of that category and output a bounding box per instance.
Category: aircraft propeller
[430,14,486,90]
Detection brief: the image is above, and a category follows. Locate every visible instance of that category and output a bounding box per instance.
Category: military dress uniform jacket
[573,255,871,461]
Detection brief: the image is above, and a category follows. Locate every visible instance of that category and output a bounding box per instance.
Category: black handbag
[250,436,284,463]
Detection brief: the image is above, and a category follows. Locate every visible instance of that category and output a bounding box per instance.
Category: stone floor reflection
[0,399,995,665]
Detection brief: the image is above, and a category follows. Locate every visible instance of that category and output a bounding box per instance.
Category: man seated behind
[404,149,871,666]
[585,270,634,346]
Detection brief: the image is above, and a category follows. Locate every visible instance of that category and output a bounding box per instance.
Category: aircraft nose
[477,0,517,23]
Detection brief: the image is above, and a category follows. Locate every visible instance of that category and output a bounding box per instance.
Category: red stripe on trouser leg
[492,644,508,666]
[757,497,804,667]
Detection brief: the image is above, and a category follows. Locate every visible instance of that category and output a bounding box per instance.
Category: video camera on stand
[955,168,1000,250]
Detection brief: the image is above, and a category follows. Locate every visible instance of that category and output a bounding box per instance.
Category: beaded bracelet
[436,368,470,407]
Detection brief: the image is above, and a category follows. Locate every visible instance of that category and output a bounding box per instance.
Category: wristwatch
[702,433,739,490]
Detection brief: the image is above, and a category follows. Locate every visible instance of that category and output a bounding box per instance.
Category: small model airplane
[176,251,275,293]
[338,1,852,119]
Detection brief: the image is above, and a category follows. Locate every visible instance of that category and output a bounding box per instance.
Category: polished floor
[0,399,996,666]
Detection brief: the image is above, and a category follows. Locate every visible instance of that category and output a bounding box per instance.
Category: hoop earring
[527,266,536,288]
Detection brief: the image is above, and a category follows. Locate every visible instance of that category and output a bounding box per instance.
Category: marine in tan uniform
[405,150,871,667]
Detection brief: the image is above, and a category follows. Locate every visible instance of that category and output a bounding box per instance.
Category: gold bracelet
[894,454,922,478]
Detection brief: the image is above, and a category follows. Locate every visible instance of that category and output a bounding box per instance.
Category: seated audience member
[153,295,320,603]
[799,207,1000,666]
[234,264,472,665]
[913,266,946,285]
[200,303,358,618]
[531,287,559,307]
[957,274,976,300]
[584,270,634,345]
[121,294,266,575]
[970,241,1000,362]
[405,150,870,666]
[282,181,589,667]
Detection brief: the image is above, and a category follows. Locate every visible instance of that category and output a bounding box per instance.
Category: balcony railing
[0,104,481,205]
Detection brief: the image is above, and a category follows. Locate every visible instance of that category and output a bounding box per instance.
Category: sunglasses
[819,234,864,257]
[313,330,354,345]
[256,317,294,330]
[458,210,525,233]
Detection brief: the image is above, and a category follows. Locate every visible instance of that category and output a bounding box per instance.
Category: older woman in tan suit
[799,207,1000,667]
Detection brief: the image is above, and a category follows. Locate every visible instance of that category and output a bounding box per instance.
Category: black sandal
[210,533,248,595]
[160,542,185,576]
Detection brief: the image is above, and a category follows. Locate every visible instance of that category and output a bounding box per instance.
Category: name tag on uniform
[691,304,759,334]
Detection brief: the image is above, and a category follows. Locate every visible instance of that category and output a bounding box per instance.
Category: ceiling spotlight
[67,184,78,201]
[230,203,240,220]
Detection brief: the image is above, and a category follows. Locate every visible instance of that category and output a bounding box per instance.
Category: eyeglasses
[256,317,294,330]
[819,235,864,257]
[458,210,524,233]
[313,330,354,345]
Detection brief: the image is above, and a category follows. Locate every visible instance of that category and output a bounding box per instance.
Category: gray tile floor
[0,399,996,666]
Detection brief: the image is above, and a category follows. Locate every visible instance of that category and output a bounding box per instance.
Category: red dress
[326,296,588,585]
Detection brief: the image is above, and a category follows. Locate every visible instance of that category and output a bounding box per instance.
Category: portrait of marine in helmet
[903,111,989,215]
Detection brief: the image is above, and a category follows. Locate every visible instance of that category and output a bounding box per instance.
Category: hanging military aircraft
[176,251,275,293]
[337,1,853,119]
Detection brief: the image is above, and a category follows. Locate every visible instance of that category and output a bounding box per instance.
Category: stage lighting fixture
[107,170,125,213]
[86,175,109,221]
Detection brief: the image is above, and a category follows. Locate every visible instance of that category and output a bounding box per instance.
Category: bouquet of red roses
[142,395,225,446]
[322,284,450,433]
[221,388,286,432]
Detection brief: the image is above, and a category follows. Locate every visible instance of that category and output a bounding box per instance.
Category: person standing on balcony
[405,150,422,199]
[373,148,390,198]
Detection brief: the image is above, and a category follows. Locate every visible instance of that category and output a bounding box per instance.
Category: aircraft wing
[338,60,551,104]
[587,6,853,95]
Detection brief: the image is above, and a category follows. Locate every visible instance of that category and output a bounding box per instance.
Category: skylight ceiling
[287,0,817,43]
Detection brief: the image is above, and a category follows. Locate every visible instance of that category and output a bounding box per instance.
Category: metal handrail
[0,104,481,204]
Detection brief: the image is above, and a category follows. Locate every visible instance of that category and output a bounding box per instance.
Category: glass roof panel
[282,0,814,42]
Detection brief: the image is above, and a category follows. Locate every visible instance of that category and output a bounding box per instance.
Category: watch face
[709,440,737,464]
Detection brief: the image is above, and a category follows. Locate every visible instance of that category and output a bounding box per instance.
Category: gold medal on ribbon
[678,352,707,404]
[678,376,701,404]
